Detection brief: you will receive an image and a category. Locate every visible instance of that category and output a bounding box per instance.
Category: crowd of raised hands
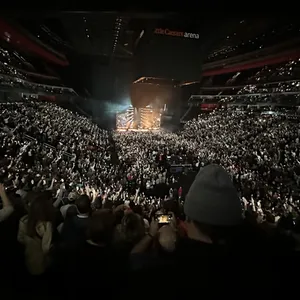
[2,102,300,226]
[0,102,183,210]
[1,101,300,299]
[183,109,300,221]
[2,102,300,232]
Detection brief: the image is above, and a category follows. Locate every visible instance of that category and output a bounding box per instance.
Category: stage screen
[116,110,132,129]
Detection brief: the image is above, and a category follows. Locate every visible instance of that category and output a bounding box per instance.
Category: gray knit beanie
[184,164,242,226]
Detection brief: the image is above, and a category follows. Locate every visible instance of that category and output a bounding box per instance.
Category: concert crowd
[1,101,300,299]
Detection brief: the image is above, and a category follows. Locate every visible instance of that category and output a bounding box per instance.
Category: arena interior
[0,13,300,298]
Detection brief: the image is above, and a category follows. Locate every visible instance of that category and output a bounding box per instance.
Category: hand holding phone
[155,214,172,224]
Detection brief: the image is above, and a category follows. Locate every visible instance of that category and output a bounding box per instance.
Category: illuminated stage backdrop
[116,106,161,130]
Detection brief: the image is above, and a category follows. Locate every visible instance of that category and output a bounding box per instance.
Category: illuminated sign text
[154,28,199,39]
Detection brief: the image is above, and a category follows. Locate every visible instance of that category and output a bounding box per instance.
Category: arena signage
[154,28,199,40]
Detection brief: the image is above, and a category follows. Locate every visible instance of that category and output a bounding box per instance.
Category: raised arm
[0,184,14,222]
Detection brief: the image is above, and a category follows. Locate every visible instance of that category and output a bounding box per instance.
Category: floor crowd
[0,101,300,299]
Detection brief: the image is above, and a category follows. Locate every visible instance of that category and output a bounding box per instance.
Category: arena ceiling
[7,13,300,71]
[6,12,297,99]
[13,12,182,61]
[2,11,214,98]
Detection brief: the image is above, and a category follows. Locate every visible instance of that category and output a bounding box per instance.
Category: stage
[116,105,162,131]
[116,128,160,132]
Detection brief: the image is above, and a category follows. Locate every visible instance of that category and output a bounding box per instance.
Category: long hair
[27,192,56,237]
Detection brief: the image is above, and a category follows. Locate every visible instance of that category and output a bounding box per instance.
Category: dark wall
[60,54,133,102]
[110,59,134,102]
[133,20,204,82]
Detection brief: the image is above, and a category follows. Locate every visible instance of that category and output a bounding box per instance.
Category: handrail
[16,68,61,80]
[23,133,73,158]
[0,72,76,93]
[199,79,300,90]
[0,61,60,81]
[23,134,36,141]
[203,37,300,70]
[203,50,300,77]
[189,91,300,100]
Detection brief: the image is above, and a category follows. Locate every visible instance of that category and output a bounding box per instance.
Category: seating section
[206,20,300,63]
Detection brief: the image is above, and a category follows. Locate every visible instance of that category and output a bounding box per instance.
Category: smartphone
[155,214,172,224]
